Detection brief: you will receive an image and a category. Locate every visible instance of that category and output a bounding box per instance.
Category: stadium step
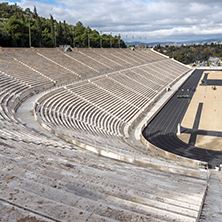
[0,171,196,222]
[0,144,206,222]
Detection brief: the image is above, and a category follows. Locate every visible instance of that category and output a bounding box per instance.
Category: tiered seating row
[76,50,113,74]
[0,119,73,148]
[2,48,186,86]
[35,57,190,138]
[34,48,172,78]
[5,50,80,85]
[35,86,124,136]
[0,53,52,87]
[0,72,32,122]
[0,47,190,142]
[0,48,207,221]
[0,137,207,221]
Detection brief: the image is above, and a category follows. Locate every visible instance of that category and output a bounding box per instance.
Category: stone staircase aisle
[200,171,222,222]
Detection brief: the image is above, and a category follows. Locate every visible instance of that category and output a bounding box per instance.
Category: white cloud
[9,0,222,42]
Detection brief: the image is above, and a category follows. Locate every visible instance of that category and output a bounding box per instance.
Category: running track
[142,69,222,168]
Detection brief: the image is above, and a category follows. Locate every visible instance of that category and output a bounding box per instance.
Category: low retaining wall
[137,68,208,169]
[140,135,207,169]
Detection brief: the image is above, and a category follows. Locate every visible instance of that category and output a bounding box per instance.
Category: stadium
[0,46,221,221]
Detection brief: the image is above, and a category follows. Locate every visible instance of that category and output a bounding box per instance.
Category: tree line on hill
[154,44,222,65]
[0,3,126,48]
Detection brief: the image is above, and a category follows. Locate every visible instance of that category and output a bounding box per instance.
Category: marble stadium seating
[0,47,208,221]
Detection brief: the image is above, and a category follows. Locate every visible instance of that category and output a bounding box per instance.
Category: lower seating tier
[0,138,207,222]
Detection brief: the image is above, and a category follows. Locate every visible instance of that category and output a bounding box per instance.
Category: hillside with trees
[0,3,126,48]
[155,44,222,65]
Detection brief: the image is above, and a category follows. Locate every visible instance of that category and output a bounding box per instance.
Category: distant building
[208,57,220,66]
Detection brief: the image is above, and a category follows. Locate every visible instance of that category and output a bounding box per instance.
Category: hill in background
[0,2,126,48]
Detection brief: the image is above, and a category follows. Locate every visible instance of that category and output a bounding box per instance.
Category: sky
[4,0,222,43]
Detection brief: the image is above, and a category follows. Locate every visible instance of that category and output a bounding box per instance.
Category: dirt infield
[178,71,222,151]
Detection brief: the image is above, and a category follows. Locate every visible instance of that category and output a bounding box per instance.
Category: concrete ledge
[140,135,207,170]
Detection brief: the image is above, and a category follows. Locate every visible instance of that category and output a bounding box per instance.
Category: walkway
[200,171,222,222]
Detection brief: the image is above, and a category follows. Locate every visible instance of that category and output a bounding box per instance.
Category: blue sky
[7,0,63,6]
[4,0,222,43]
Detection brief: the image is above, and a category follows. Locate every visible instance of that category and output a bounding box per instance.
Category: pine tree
[34,6,42,47]
[50,14,55,47]
[63,20,67,45]
[58,21,62,45]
